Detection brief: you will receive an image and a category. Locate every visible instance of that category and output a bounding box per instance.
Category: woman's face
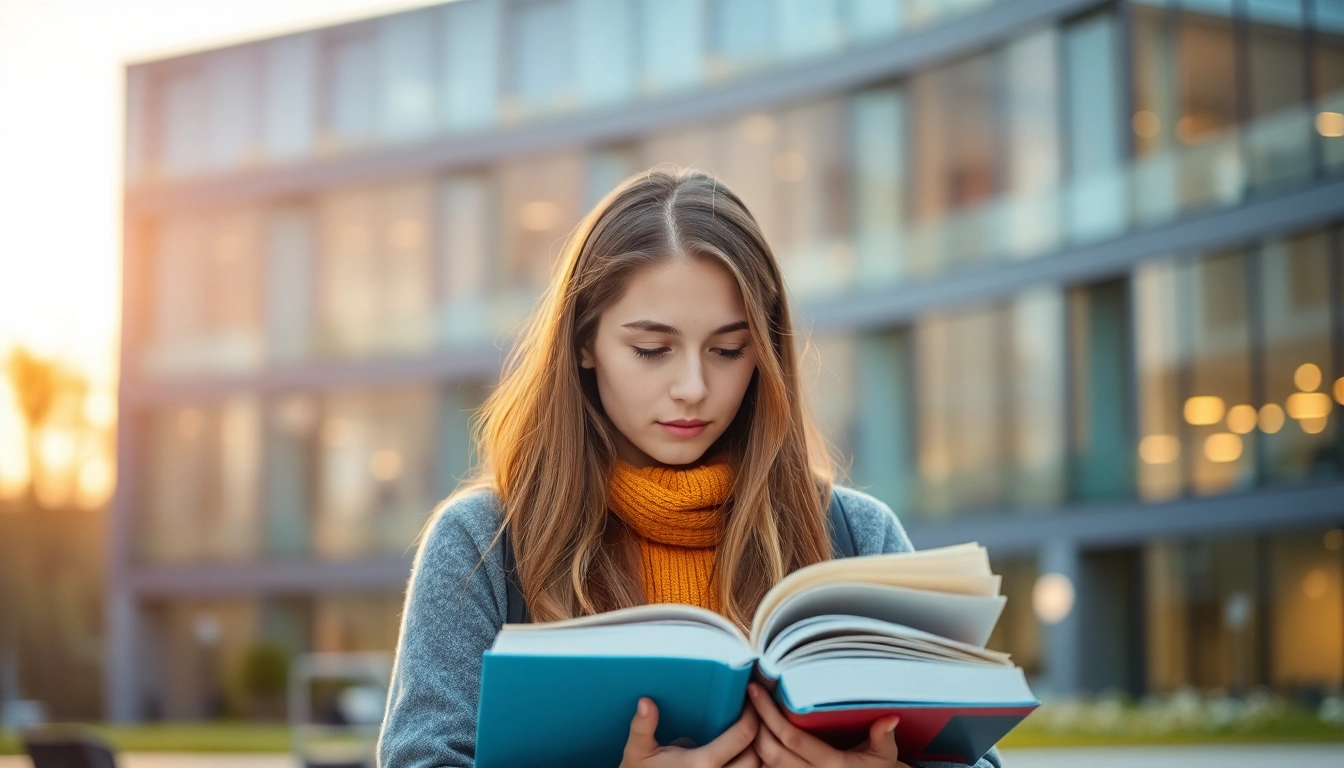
[580,255,759,468]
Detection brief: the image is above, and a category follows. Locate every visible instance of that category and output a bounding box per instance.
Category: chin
[645,442,712,467]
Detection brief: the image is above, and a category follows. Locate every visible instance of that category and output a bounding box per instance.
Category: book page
[503,602,747,644]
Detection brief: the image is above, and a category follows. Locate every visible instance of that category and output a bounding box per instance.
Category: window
[775,0,843,59]
[640,0,706,93]
[1065,12,1126,242]
[265,206,315,364]
[205,47,260,171]
[508,0,575,117]
[316,388,434,559]
[147,211,264,374]
[851,86,909,284]
[497,152,584,301]
[321,30,378,147]
[317,181,435,358]
[1244,0,1312,187]
[576,0,636,106]
[141,400,262,563]
[1003,28,1062,256]
[441,0,501,130]
[263,35,317,160]
[438,172,496,345]
[157,65,208,177]
[711,0,774,72]
[1313,0,1344,169]
[379,9,437,140]
[774,100,852,298]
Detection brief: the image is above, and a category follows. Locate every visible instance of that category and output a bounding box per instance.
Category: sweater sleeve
[377,491,509,768]
[831,486,1006,768]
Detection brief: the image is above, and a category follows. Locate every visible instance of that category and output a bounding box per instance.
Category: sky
[0,0,445,390]
[0,0,448,496]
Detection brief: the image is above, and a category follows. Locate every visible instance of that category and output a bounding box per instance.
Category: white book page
[752,583,1006,651]
[503,602,746,643]
[492,621,756,667]
[763,615,1012,668]
[778,657,1035,711]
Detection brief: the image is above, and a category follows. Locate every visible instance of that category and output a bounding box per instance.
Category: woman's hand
[747,683,912,768]
[620,696,761,768]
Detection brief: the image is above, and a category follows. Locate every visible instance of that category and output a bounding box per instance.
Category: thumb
[865,715,900,762]
[624,698,661,759]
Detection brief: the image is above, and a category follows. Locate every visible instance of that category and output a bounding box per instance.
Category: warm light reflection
[1258,403,1285,433]
[1326,529,1344,551]
[1226,404,1256,434]
[1335,376,1344,406]
[1203,432,1243,463]
[83,389,117,429]
[1294,362,1322,392]
[519,201,560,232]
[1183,395,1225,425]
[370,448,404,481]
[1318,111,1344,138]
[1033,573,1075,624]
[1287,391,1332,420]
[1139,434,1180,464]
[740,113,776,144]
[1303,568,1330,600]
[76,456,116,510]
[773,150,807,182]
[1132,110,1160,138]
[1300,415,1329,435]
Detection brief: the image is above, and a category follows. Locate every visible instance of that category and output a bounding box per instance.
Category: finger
[864,715,900,762]
[623,698,660,761]
[747,683,834,766]
[724,745,762,768]
[697,703,760,765]
[754,723,807,768]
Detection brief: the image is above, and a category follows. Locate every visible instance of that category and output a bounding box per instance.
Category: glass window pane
[712,0,774,72]
[1065,12,1127,242]
[379,9,437,140]
[317,389,434,559]
[851,86,908,284]
[1314,0,1344,170]
[497,152,584,302]
[321,31,377,146]
[640,0,705,93]
[805,333,858,462]
[441,0,501,130]
[1270,528,1344,691]
[1135,261,1184,501]
[265,395,318,557]
[1259,230,1338,482]
[508,0,575,118]
[585,145,638,208]
[576,0,635,106]
[1008,289,1066,507]
[854,329,915,515]
[1245,0,1312,188]
[1068,279,1135,500]
[262,35,317,161]
[775,0,843,59]
[774,100,851,298]
[844,0,904,41]
[1185,251,1255,496]
[157,65,208,176]
[1176,0,1245,209]
[439,173,495,345]
[265,206,315,363]
[1003,29,1062,256]
[206,47,260,170]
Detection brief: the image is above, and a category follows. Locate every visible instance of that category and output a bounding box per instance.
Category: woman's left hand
[746,683,912,768]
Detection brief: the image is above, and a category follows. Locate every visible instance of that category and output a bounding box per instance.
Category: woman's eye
[633,347,668,359]
[715,348,747,360]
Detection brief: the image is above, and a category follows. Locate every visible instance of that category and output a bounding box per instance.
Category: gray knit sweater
[377,486,1005,768]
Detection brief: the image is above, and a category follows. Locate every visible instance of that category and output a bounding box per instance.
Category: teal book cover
[475,652,754,768]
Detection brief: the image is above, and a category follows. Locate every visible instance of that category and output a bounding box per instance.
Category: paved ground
[3,744,1343,767]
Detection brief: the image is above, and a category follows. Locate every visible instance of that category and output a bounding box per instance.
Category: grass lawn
[0,723,291,755]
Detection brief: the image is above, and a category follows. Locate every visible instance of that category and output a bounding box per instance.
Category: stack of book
[476,543,1037,767]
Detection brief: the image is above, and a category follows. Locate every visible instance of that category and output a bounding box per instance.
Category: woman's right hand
[620,696,761,768]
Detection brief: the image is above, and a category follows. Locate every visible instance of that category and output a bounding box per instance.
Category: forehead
[608,257,748,330]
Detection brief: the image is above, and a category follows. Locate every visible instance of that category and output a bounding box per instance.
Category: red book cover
[786,703,1038,765]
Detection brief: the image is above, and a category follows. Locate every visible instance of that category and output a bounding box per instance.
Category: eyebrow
[621,319,750,336]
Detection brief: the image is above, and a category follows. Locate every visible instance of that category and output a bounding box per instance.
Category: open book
[475,543,1037,768]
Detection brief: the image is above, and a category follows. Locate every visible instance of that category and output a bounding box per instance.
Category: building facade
[113,0,1344,720]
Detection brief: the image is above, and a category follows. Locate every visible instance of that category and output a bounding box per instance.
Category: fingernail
[748,684,759,698]
[638,699,648,717]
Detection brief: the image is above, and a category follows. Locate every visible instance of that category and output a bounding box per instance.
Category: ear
[579,343,595,369]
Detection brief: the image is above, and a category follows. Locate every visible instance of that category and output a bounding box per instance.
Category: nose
[669,354,708,405]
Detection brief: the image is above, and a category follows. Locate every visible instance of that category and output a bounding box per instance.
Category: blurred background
[1,0,1343,757]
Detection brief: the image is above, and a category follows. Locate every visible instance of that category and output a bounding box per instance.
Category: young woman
[377,169,1004,768]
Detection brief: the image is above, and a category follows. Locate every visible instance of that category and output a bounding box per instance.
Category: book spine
[700,663,754,740]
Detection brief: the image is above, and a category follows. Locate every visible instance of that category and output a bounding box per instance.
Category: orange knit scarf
[608,458,734,614]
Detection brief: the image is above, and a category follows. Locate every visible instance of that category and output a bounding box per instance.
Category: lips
[660,419,708,439]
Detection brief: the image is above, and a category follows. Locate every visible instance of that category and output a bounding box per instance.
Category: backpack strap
[827,489,858,559]
[501,489,859,624]
[500,529,531,625]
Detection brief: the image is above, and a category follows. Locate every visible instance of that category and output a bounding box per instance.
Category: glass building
[113,0,1344,720]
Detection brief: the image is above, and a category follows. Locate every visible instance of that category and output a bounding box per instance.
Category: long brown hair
[441,167,836,629]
